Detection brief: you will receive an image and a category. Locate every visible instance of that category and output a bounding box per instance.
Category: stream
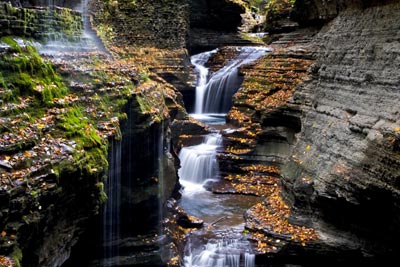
[178,47,270,267]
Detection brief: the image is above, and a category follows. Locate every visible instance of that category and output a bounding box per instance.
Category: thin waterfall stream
[178,46,270,267]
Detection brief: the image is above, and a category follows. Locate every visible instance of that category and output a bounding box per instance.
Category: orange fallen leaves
[247,187,318,246]
[0,256,13,267]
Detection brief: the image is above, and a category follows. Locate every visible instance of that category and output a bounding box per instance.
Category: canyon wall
[231,0,400,260]
[282,0,400,256]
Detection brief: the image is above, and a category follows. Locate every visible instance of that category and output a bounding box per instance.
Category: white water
[245,253,255,267]
[179,46,271,267]
[178,133,222,185]
[191,49,218,114]
[184,239,255,267]
[192,46,271,114]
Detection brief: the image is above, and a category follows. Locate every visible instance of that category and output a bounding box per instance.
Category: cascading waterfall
[193,47,271,114]
[191,49,218,114]
[178,46,271,267]
[184,239,255,267]
[178,133,222,185]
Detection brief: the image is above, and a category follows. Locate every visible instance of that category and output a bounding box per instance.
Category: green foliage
[96,23,115,46]
[0,37,22,52]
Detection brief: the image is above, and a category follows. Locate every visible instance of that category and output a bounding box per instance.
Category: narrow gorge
[0,0,399,267]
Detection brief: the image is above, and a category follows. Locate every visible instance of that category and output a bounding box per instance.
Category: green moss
[95,23,115,46]
[96,182,108,203]
[0,37,68,106]
[74,146,109,175]
[57,106,103,148]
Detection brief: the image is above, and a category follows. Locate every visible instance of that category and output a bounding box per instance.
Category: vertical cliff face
[282,0,400,256]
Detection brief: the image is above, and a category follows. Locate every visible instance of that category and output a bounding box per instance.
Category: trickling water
[103,140,122,266]
[192,47,270,114]
[40,0,107,54]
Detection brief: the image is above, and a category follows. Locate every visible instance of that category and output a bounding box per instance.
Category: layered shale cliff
[230,0,400,261]
[283,0,400,256]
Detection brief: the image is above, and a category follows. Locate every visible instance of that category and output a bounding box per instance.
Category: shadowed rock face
[187,0,256,53]
[282,0,400,256]
[188,0,245,32]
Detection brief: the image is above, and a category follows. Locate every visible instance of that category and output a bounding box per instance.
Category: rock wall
[90,0,189,49]
[0,2,83,41]
[227,0,400,261]
[292,0,395,25]
[188,0,245,31]
[187,0,257,53]
[281,0,400,257]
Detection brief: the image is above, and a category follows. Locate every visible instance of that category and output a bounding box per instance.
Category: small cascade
[184,239,255,267]
[191,49,218,114]
[245,253,255,267]
[178,133,222,185]
[193,47,270,114]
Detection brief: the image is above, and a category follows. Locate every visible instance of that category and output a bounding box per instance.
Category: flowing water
[192,47,271,114]
[103,140,122,264]
[39,0,107,55]
[179,46,270,267]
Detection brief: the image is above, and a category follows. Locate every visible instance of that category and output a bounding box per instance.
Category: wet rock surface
[0,2,83,41]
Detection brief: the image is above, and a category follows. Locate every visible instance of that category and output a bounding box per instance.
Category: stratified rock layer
[227,0,399,262]
[282,1,400,257]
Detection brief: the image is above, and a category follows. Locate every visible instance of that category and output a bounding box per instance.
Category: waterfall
[245,253,255,267]
[178,133,222,185]
[178,46,269,267]
[192,46,270,114]
[183,239,255,267]
[103,140,122,265]
[40,0,107,54]
[191,49,218,114]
